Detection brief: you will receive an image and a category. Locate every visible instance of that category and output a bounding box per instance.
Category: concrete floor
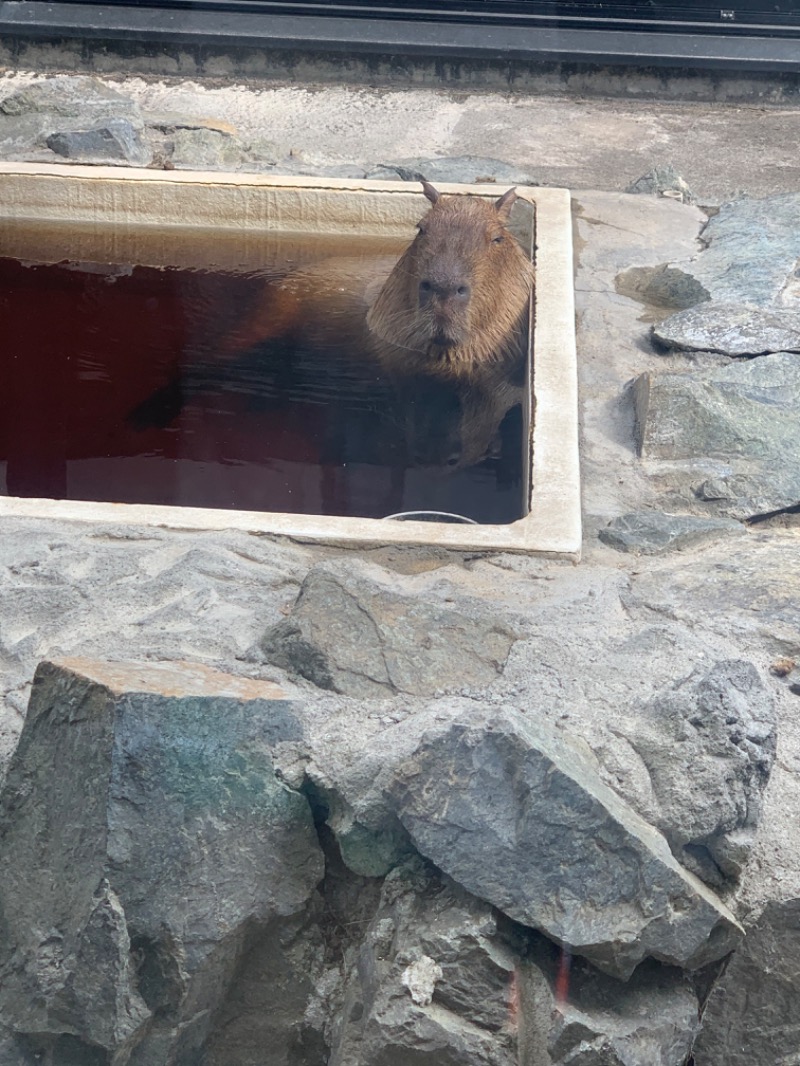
[1,68,799,204]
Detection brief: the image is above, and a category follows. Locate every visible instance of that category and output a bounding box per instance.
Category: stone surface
[365,155,539,185]
[168,126,244,168]
[677,192,800,308]
[260,560,519,698]
[202,906,329,1066]
[46,118,151,165]
[615,660,776,885]
[692,898,800,1066]
[520,948,699,1066]
[0,76,141,125]
[0,159,799,1064]
[615,263,710,313]
[0,658,322,1063]
[626,164,696,204]
[599,511,744,554]
[329,858,519,1066]
[653,301,800,356]
[391,708,743,979]
[633,351,800,518]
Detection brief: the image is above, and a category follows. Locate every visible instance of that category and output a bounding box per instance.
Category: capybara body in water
[132,182,534,470]
[214,181,534,383]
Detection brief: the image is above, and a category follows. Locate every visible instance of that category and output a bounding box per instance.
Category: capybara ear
[495,187,518,220]
[421,180,440,205]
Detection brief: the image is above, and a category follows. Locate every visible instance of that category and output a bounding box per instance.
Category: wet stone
[46,119,151,166]
[615,264,710,312]
[653,301,800,356]
[599,511,744,555]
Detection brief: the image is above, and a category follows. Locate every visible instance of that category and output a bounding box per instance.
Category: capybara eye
[457,286,469,297]
[417,225,427,236]
[492,235,505,244]
[420,280,432,291]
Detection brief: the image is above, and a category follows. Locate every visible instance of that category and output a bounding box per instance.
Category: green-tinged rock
[0,658,322,1065]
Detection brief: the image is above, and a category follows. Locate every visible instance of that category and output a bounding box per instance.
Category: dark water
[0,244,526,523]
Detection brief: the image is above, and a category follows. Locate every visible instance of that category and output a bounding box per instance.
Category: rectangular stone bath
[0,163,580,557]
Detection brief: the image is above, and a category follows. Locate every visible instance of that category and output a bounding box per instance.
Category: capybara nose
[419,279,471,306]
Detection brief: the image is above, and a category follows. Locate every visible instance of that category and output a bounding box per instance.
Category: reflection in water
[0,237,528,524]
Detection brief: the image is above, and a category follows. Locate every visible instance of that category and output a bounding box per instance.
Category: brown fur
[366,184,534,380]
[142,184,534,469]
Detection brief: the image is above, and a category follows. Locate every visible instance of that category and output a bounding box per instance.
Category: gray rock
[599,511,744,555]
[682,192,800,308]
[0,658,322,1063]
[0,114,56,156]
[633,351,800,518]
[520,947,699,1066]
[330,858,519,1066]
[260,560,519,698]
[168,126,244,169]
[624,535,800,658]
[615,263,710,313]
[0,1026,38,1066]
[0,76,141,126]
[653,301,800,356]
[691,899,800,1066]
[202,906,329,1066]
[390,707,743,979]
[46,119,151,166]
[625,165,696,204]
[366,156,539,186]
[617,660,776,884]
[271,157,367,178]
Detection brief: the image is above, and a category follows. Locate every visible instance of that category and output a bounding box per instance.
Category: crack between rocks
[745,501,800,525]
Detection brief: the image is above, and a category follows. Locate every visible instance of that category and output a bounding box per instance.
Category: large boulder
[0,658,323,1064]
[390,707,743,979]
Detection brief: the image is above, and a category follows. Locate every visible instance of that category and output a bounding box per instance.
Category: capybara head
[367,181,534,379]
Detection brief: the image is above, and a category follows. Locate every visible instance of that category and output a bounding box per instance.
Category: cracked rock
[691,899,800,1066]
[259,559,519,698]
[520,943,699,1066]
[390,707,743,979]
[653,301,800,356]
[329,858,520,1066]
[599,511,744,554]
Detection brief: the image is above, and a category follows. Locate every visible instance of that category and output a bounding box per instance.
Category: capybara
[132,182,534,470]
